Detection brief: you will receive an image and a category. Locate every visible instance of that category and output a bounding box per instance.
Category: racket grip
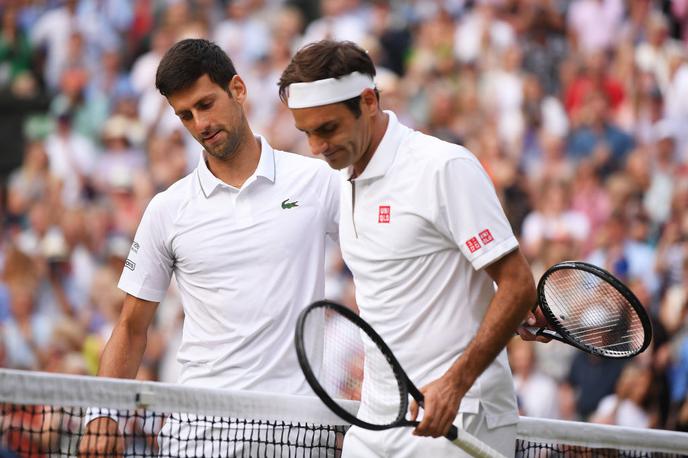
[521,327,566,343]
[447,425,507,458]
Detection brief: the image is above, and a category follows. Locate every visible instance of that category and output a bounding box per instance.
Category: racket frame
[295,300,506,458]
[295,300,421,431]
[536,261,653,359]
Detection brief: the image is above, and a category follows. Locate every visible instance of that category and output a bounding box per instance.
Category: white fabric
[119,137,339,394]
[342,405,517,457]
[340,111,519,429]
[513,372,560,419]
[287,72,376,109]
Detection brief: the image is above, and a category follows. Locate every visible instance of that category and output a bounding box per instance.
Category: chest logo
[281,198,299,209]
[378,205,391,223]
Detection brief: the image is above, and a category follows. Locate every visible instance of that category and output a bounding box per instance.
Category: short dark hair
[278,40,378,117]
[156,39,238,97]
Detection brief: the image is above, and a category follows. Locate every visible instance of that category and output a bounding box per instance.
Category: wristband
[83,407,120,426]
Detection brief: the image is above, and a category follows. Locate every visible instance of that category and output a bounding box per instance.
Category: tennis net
[2,368,688,457]
[0,368,354,457]
[516,416,688,457]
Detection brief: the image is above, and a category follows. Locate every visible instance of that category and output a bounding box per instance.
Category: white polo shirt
[341,112,519,428]
[119,137,339,394]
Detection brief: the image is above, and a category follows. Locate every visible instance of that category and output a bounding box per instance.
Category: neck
[353,111,389,177]
[205,129,261,188]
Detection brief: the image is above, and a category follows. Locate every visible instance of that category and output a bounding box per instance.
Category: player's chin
[322,155,350,170]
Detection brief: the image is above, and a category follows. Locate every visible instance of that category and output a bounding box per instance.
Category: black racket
[295,300,506,458]
[525,261,652,358]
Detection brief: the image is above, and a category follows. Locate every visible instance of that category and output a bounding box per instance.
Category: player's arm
[411,248,536,437]
[78,295,159,458]
[97,294,160,379]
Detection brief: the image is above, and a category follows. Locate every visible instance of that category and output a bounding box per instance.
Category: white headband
[287,72,376,109]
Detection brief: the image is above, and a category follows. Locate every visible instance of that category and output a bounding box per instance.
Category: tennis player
[279,40,537,457]
[78,39,339,457]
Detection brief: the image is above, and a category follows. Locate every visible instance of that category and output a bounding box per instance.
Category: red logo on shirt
[479,229,494,245]
[466,237,481,253]
[378,206,391,223]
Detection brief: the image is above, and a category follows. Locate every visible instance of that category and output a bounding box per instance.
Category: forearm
[97,320,148,379]
[446,251,536,393]
[96,294,159,379]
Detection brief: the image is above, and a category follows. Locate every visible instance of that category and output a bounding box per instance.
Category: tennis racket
[524,261,652,359]
[294,300,506,458]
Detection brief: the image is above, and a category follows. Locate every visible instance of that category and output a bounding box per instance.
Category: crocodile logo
[281,198,299,209]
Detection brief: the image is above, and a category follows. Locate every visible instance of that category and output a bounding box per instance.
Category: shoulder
[402,130,483,175]
[274,149,338,180]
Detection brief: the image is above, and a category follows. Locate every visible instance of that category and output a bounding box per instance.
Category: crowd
[0,0,687,434]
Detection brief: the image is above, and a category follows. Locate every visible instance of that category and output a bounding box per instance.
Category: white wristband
[84,407,119,426]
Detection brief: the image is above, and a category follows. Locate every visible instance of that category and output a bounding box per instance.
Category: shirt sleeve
[118,194,174,302]
[435,156,518,270]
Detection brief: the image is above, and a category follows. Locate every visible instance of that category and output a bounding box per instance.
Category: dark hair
[156,39,238,97]
[278,40,378,117]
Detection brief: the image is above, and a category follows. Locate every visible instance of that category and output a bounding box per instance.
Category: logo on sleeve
[466,237,481,253]
[125,259,136,271]
[131,241,140,254]
[479,229,494,245]
[378,205,391,223]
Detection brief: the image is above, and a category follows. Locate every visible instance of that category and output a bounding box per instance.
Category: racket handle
[447,425,507,458]
[521,327,567,343]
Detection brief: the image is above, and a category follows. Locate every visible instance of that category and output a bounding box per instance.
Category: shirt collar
[351,111,408,181]
[196,135,276,197]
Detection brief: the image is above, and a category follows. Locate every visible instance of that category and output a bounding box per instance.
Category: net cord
[517,417,688,455]
[0,368,356,426]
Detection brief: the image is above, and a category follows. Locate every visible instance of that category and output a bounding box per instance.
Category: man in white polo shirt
[279,40,536,457]
[79,39,339,457]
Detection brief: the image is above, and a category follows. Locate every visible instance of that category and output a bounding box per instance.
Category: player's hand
[409,374,464,438]
[516,307,552,343]
[78,417,124,458]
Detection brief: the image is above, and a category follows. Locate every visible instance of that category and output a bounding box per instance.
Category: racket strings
[302,308,405,426]
[542,269,645,356]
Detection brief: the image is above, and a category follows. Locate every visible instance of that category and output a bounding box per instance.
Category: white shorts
[341,405,516,458]
[158,415,340,457]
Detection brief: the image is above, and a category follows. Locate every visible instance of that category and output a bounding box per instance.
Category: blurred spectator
[30,0,80,90]
[93,115,146,194]
[643,120,678,225]
[453,1,514,64]
[1,246,53,370]
[662,46,688,160]
[564,52,625,127]
[479,44,525,148]
[6,141,51,227]
[590,363,653,428]
[0,5,34,89]
[588,212,658,294]
[566,89,634,177]
[213,0,272,72]
[521,179,590,260]
[50,65,109,142]
[43,109,96,207]
[636,10,682,93]
[567,0,624,54]
[509,338,561,419]
[565,352,626,420]
[0,72,50,186]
